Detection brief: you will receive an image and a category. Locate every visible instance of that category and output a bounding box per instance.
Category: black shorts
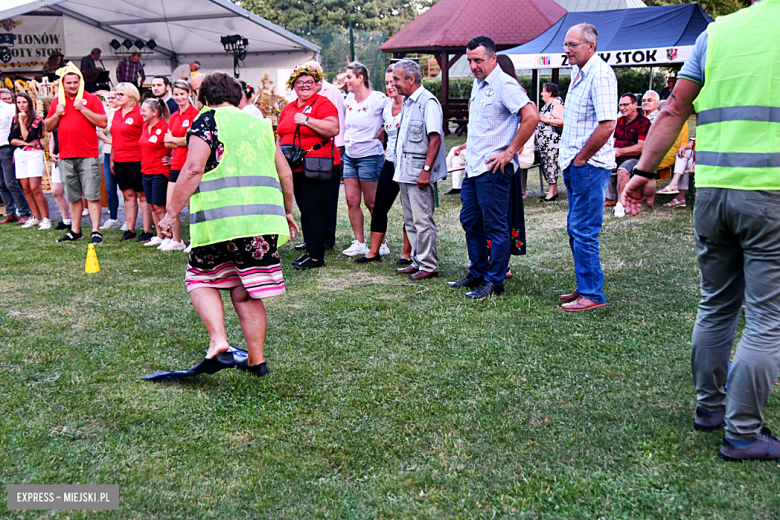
[114,161,144,193]
[142,173,169,206]
[169,169,181,183]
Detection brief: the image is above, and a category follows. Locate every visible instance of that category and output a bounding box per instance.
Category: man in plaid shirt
[116,52,146,87]
[557,23,618,312]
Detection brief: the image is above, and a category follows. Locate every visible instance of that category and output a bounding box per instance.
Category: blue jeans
[563,163,611,303]
[103,153,119,220]
[460,165,514,285]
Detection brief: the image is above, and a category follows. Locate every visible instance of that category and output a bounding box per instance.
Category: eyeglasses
[115,93,125,97]
[618,103,634,108]
[562,41,587,49]
[295,80,315,88]
[641,98,653,103]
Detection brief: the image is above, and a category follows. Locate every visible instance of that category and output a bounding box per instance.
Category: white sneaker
[144,236,163,247]
[184,242,192,253]
[342,240,369,256]
[21,217,40,228]
[614,202,626,218]
[161,240,186,251]
[81,208,89,216]
[379,241,390,256]
[38,218,52,230]
[120,221,128,231]
[157,238,172,250]
[103,219,121,229]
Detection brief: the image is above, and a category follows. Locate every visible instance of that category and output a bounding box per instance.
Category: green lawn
[2,142,778,518]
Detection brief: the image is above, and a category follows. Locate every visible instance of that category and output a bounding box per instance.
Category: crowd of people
[3,0,779,462]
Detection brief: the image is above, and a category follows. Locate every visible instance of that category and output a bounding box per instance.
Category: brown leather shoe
[559,289,580,303]
[17,216,29,225]
[561,296,608,312]
[1,215,18,224]
[410,270,438,280]
[604,200,616,207]
[396,265,418,275]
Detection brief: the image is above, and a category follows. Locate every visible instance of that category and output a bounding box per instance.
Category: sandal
[664,198,686,208]
[657,186,679,195]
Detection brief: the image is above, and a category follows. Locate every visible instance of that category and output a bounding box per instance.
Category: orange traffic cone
[85,243,100,273]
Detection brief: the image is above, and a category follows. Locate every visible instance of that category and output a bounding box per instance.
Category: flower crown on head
[286,66,323,90]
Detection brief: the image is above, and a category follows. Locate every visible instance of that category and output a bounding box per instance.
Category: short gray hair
[0,88,11,97]
[393,60,422,85]
[643,90,660,103]
[573,23,599,50]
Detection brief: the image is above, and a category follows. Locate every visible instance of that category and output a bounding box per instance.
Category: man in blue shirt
[447,35,539,299]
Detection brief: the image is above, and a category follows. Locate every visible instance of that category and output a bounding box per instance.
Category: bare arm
[293,113,339,139]
[98,128,112,144]
[274,144,300,239]
[165,135,209,217]
[416,132,442,190]
[374,127,386,141]
[541,102,565,127]
[615,140,644,159]
[573,120,616,166]
[44,109,62,132]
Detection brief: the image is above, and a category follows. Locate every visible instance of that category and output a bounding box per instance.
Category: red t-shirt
[46,91,106,159]
[168,104,200,171]
[278,94,341,171]
[139,119,172,177]
[110,105,143,162]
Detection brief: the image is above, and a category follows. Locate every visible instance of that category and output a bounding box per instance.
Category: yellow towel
[55,61,84,114]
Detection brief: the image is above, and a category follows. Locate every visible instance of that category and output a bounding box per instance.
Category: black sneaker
[56,230,83,243]
[292,252,310,266]
[55,221,70,230]
[90,231,103,244]
[136,231,153,242]
[120,230,137,242]
[465,281,505,299]
[294,257,325,270]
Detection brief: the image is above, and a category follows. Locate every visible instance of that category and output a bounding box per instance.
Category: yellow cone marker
[85,243,100,273]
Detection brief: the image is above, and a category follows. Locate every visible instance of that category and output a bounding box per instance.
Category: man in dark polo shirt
[609,93,650,216]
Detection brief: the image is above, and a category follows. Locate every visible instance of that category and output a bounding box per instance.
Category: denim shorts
[343,153,384,182]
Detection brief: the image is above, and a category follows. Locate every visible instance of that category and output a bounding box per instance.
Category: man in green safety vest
[621,0,780,461]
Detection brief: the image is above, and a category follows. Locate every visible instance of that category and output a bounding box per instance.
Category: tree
[237,0,433,35]
[644,0,750,18]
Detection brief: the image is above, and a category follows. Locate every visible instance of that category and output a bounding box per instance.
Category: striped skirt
[186,235,285,299]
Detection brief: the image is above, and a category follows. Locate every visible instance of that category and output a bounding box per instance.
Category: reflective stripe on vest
[189,106,289,247]
[692,0,780,190]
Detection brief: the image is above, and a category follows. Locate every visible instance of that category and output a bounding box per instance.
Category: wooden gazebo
[380,0,566,132]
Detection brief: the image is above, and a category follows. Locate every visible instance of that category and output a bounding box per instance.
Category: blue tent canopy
[506,3,713,69]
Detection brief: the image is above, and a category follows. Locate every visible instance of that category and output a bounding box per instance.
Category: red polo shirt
[46,91,106,159]
[168,104,200,171]
[139,119,171,177]
[110,105,143,162]
[278,93,341,171]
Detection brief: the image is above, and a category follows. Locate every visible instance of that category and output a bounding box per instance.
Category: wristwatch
[423,165,431,172]
[631,165,656,179]
[304,116,310,126]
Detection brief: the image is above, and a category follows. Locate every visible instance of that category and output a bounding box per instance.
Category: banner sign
[0,12,65,71]
[510,46,694,70]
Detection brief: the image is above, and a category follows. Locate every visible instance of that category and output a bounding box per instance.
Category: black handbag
[303,139,334,181]
[280,125,306,169]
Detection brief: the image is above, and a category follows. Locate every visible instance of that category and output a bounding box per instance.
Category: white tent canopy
[0,0,319,60]
[0,0,319,94]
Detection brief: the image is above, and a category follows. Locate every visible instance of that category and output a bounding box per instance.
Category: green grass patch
[1,145,777,518]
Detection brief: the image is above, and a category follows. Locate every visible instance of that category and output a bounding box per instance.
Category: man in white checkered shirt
[557,23,618,312]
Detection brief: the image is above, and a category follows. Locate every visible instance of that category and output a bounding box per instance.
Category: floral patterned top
[9,114,43,151]
[186,109,224,173]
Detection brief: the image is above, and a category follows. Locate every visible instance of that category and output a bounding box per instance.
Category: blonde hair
[116,82,140,104]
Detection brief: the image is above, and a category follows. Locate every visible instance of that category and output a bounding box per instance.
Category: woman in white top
[239,81,264,119]
[355,65,412,264]
[341,61,390,256]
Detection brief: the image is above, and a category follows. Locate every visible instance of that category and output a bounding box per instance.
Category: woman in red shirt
[161,80,199,251]
[139,98,171,249]
[111,83,153,242]
[277,66,340,270]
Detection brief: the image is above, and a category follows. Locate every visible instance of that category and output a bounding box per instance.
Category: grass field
[2,138,779,519]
